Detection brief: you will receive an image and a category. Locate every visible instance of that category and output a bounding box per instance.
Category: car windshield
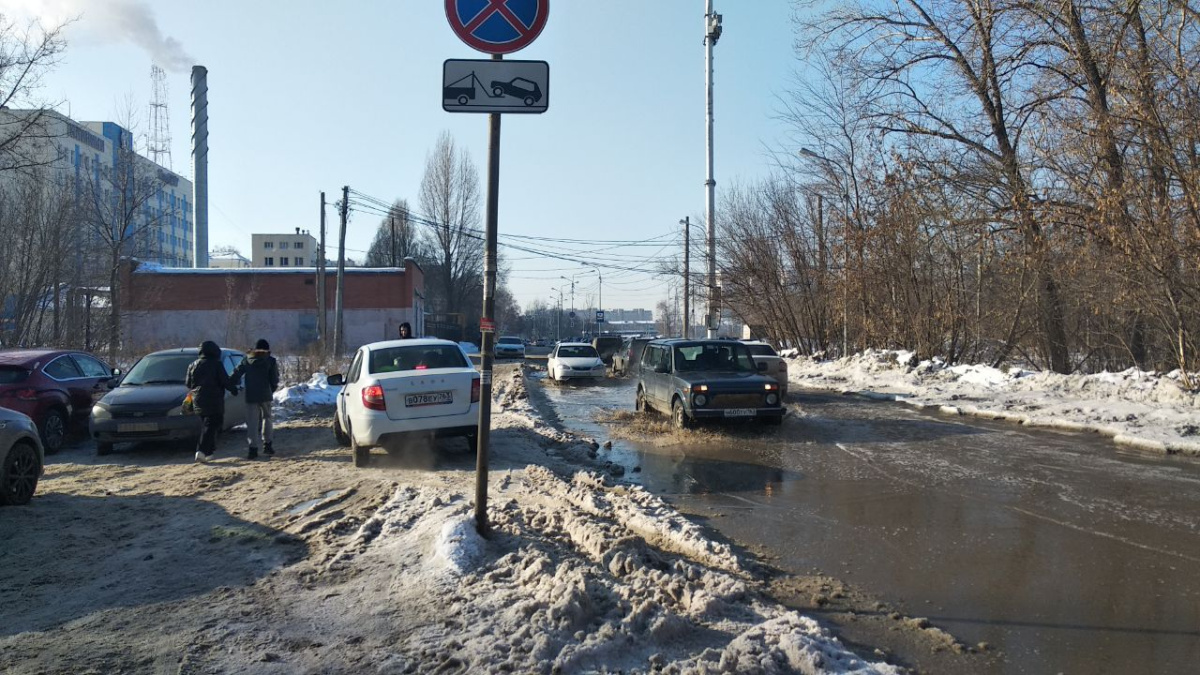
[498,337,522,344]
[674,343,756,372]
[557,346,598,359]
[745,344,778,357]
[370,345,469,373]
[123,354,194,385]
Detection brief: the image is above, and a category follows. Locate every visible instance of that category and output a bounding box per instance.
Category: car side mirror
[327,374,345,386]
[757,362,768,372]
[112,367,122,378]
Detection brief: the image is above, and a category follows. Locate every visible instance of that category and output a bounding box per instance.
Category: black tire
[492,86,504,97]
[349,422,369,468]
[523,96,535,106]
[672,399,693,430]
[333,415,350,447]
[38,408,67,454]
[457,95,469,105]
[0,442,41,506]
[96,442,114,456]
[466,434,479,454]
[635,387,648,413]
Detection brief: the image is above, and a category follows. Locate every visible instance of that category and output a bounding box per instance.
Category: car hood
[677,371,777,388]
[100,384,188,408]
[554,356,603,367]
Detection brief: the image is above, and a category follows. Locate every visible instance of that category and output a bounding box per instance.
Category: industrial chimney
[191,65,209,268]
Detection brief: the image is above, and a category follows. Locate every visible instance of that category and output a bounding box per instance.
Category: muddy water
[535,373,1200,674]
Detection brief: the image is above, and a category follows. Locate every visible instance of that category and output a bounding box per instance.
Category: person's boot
[263,442,274,457]
[247,446,258,460]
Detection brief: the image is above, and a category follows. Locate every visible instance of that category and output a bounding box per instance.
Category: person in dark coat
[399,322,414,339]
[186,340,238,462]
[232,338,280,459]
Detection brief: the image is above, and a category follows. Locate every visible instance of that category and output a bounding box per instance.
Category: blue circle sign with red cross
[445,0,548,55]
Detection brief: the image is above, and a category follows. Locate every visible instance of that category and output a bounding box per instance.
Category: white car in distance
[328,339,480,467]
[547,342,606,382]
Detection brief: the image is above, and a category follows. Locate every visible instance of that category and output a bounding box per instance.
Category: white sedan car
[547,342,606,382]
[329,339,480,467]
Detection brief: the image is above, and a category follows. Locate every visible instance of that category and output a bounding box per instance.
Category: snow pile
[788,350,1200,455]
[273,372,341,407]
[321,466,900,674]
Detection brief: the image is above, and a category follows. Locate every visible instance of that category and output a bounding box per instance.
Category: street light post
[550,286,564,343]
[704,1,723,338]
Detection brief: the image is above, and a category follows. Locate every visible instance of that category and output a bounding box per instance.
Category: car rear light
[471,378,481,403]
[362,384,386,411]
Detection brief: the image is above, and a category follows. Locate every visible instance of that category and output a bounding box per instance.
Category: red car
[0,349,115,453]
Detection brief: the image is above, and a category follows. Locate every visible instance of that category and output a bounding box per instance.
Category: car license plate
[724,408,756,418]
[118,422,159,432]
[405,391,453,407]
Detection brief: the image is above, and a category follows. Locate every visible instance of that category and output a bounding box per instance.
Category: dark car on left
[0,349,116,453]
[89,347,246,456]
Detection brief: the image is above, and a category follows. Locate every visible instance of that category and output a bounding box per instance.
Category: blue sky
[8,0,800,311]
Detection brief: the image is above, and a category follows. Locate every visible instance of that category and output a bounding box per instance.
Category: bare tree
[0,16,68,175]
[365,199,425,267]
[419,131,483,318]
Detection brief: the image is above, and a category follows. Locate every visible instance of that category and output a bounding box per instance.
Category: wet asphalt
[534,371,1200,675]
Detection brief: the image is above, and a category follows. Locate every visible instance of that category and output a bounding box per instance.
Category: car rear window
[745,344,778,357]
[0,366,30,384]
[558,346,599,358]
[370,345,469,373]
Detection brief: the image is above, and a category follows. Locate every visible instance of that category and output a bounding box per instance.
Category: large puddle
[535,372,1200,674]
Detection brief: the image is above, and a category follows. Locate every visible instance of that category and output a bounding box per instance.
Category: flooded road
[534,371,1200,674]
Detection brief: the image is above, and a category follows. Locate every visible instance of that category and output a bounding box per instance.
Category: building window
[279,241,289,250]
[279,257,289,266]
[263,241,274,250]
[294,242,304,250]
[295,257,303,266]
[265,257,274,266]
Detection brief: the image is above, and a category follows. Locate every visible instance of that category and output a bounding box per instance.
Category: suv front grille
[712,394,763,408]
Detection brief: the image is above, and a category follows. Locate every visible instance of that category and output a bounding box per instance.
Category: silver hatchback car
[0,406,45,506]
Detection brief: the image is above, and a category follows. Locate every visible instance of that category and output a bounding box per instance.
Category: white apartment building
[0,109,194,267]
[252,229,318,267]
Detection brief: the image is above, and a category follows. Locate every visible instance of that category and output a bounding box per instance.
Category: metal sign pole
[475,53,503,536]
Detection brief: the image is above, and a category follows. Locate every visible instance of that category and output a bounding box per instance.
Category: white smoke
[2,0,194,72]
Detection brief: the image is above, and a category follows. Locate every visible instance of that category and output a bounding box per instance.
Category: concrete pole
[334,186,348,355]
[317,192,327,354]
[682,217,690,339]
[704,2,720,337]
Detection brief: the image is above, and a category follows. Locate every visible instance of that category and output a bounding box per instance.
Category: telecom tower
[148,65,173,170]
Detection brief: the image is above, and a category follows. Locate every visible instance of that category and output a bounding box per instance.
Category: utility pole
[475,53,503,537]
[704,1,722,338]
[681,217,690,339]
[334,186,348,355]
[390,215,396,267]
[317,192,327,355]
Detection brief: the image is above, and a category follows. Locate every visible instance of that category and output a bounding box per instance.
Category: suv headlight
[693,394,708,407]
[91,403,112,421]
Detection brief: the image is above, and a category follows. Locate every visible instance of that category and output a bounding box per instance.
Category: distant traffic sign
[480,317,495,332]
[445,0,549,55]
[596,310,605,322]
[443,59,549,114]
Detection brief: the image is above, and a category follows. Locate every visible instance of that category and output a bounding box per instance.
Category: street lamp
[549,285,564,343]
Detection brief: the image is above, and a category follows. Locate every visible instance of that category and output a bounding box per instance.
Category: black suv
[635,339,784,429]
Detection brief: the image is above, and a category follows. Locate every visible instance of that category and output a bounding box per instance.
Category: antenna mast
[149,65,173,169]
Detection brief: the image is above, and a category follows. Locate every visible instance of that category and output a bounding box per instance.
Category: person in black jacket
[186,340,238,462]
[399,322,414,339]
[232,338,280,459]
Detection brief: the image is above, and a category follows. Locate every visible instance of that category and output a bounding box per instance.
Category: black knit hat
[255,339,270,351]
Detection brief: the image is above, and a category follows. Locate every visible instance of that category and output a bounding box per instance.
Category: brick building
[120,258,424,353]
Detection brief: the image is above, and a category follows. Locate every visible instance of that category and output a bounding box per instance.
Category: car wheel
[466,434,479,454]
[635,388,647,413]
[523,96,535,106]
[492,86,504,97]
[0,441,41,506]
[96,442,114,456]
[39,408,67,454]
[349,422,369,468]
[457,95,469,105]
[672,399,693,430]
[333,415,350,447]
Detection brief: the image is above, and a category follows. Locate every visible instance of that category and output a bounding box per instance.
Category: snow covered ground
[784,349,1200,456]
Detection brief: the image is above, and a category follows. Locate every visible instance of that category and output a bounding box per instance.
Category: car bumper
[554,369,605,380]
[353,404,480,447]
[90,414,201,443]
[495,350,525,358]
[691,407,785,420]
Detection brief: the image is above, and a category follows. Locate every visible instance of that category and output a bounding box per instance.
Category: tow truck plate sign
[443,59,549,114]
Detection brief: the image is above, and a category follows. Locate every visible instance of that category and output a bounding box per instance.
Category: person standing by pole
[232,339,280,460]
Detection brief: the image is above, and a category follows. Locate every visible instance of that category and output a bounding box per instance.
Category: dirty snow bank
[319,465,900,674]
[786,349,1200,455]
[274,372,341,407]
